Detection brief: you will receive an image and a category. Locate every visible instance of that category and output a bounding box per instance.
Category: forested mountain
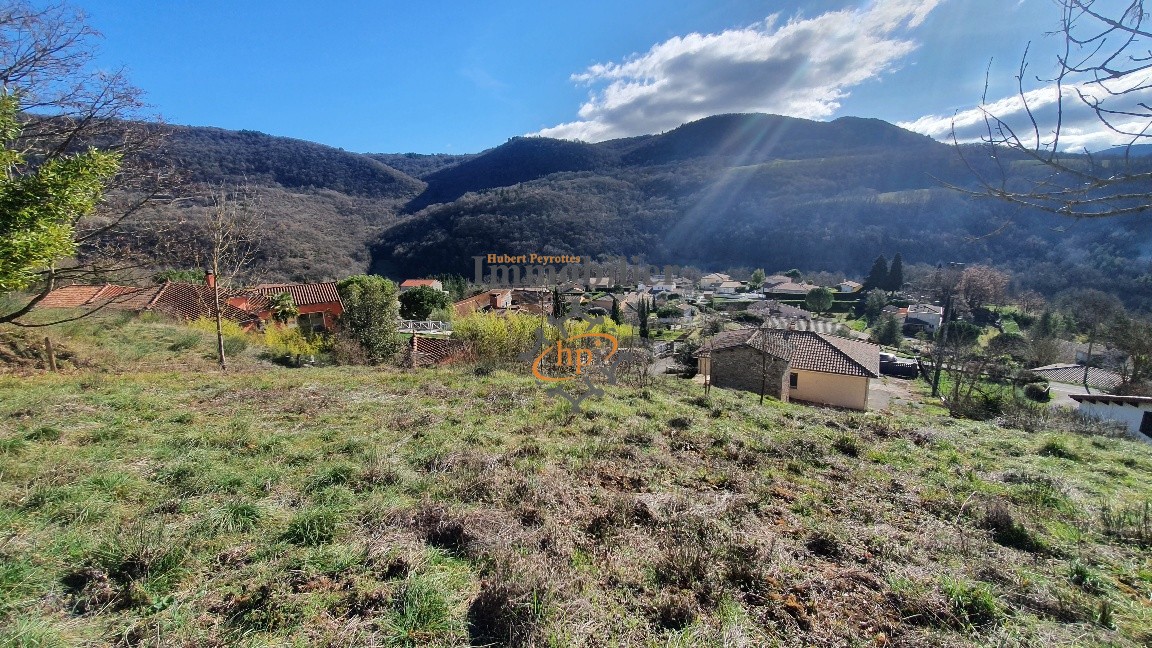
[95,115,1152,309]
[157,126,425,199]
[400,137,620,212]
[112,125,426,283]
[367,152,477,179]
[370,113,1152,309]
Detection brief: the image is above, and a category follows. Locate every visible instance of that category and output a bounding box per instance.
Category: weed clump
[466,577,550,648]
[941,576,1000,629]
[282,507,341,545]
[381,576,464,646]
[1038,436,1080,461]
[981,502,1046,553]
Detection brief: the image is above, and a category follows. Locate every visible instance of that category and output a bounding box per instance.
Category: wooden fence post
[44,337,58,372]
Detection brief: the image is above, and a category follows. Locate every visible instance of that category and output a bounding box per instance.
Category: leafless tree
[952,0,1152,218]
[199,185,263,370]
[752,324,793,406]
[0,1,173,325]
[956,265,1011,312]
[1014,289,1048,315]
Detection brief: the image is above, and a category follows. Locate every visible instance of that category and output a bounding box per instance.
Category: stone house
[696,328,880,410]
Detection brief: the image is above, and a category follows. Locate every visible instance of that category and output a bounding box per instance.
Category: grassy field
[1,314,1151,647]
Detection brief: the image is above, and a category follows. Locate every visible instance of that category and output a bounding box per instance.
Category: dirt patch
[0,330,81,371]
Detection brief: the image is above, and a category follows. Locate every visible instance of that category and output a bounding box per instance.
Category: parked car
[879,352,919,379]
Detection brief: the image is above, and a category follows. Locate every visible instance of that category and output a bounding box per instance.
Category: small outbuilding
[1069,394,1152,443]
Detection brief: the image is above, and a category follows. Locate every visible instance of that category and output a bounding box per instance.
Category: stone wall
[711,345,789,402]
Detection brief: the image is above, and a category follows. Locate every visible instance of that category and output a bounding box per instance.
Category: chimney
[490,291,502,310]
[205,271,216,288]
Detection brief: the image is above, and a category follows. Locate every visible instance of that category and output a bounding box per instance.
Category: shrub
[188,317,250,357]
[335,275,402,364]
[1023,382,1050,402]
[263,324,319,365]
[452,312,547,362]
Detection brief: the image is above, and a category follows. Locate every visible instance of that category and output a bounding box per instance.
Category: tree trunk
[213,270,227,371]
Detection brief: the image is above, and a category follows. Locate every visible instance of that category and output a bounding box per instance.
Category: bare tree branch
[954,0,1152,219]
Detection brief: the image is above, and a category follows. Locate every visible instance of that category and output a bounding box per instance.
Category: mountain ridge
[83,113,1152,310]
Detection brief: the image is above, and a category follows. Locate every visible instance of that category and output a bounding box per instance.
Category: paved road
[1046,381,1091,408]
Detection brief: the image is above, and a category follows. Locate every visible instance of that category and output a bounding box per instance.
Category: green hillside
[1,314,1150,646]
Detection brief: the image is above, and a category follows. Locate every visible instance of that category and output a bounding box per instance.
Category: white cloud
[532,0,942,142]
[899,78,1152,152]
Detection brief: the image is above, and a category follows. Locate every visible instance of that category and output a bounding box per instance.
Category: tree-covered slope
[371,114,1152,306]
[159,126,425,199]
[401,136,621,212]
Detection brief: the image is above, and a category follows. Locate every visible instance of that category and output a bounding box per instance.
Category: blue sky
[70,0,1096,154]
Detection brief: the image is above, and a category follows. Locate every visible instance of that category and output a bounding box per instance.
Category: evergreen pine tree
[885,253,904,293]
[876,314,902,348]
[551,287,568,319]
[610,296,622,325]
[863,255,889,291]
[638,297,650,339]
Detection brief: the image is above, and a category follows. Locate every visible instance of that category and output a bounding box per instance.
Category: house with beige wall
[696,328,880,410]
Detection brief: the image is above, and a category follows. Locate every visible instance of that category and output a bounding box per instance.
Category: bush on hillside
[1024,382,1051,402]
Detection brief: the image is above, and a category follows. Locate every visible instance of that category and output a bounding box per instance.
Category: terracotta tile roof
[1032,363,1123,390]
[38,282,273,326]
[797,331,880,378]
[400,279,441,288]
[698,328,879,378]
[758,317,867,340]
[36,285,109,308]
[767,281,818,294]
[253,282,343,308]
[37,284,154,308]
[148,283,261,324]
[700,328,757,352]
[453,293,490,318]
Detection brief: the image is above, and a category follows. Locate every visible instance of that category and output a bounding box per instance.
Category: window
[1140,411,1152,438]
[789,372,798,389]
[298,312,325,332]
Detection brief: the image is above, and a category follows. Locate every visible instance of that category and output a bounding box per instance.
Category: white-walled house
[1070,394,1152,443]
[905,303,944,332]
